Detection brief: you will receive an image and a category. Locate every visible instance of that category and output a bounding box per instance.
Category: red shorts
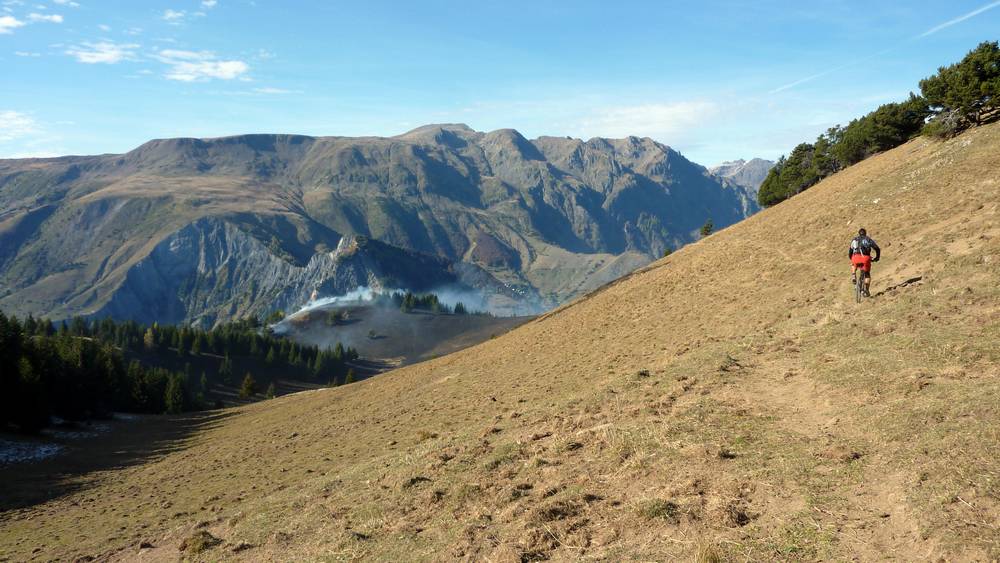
[851,253,872,273]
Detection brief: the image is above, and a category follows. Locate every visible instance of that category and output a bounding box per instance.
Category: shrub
[637,498,679,522]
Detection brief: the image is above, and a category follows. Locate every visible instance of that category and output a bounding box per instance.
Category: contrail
[918,0,1000,37]
[769,48,896,94]
[771,1,1000,94]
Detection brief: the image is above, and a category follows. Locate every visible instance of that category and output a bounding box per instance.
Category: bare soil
[1,123,999,561]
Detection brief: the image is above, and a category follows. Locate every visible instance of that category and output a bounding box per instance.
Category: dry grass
[2,123,999,561]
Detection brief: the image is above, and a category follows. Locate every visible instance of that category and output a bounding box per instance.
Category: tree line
[373,290,492,316]
[0,311,358,432]
[759,41,1000,207]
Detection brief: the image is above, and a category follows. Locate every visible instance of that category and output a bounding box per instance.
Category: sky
[1,1,998,165]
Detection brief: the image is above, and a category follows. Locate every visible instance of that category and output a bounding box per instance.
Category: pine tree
[239,372,256,399]
[142,328,156,350]
[265,382,276,399]
[700,219,714,238]
[219,355,233,385]
[200,371,209,393]
[165,375,185,414]
[345,368,356,384]
[312,352,327,379]
[265,346,276,366]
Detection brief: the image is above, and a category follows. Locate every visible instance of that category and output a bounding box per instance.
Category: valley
[1,117,996,562]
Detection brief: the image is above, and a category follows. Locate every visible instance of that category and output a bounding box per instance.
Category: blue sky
[1,1,998,164]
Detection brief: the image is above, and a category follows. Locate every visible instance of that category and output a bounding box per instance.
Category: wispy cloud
[155,49,250,81]
[0,14,25,33]
[252,87,299,94]
[201,0,217,7]
[97,23,110,31]
[14,50,40,56]
[52,0,79,6]
[65,41,140,64]
[769,47,896,94]
[162,9,184,23]
[769,3,999,94]
[918,0,1000,37]
[577,101,720,140]
[28,12,63,23]
[0,110,37,142]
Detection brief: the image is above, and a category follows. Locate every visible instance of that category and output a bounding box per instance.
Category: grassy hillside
[1,122,998,561]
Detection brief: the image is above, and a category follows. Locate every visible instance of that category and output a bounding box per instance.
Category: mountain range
[0,124,769,324]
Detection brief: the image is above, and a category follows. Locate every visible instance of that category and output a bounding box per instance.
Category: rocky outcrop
[0,125,763,323]
[96,219,479,326]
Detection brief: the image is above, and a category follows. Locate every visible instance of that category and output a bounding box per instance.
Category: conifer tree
[700,219,714,238]
[165,375,185,414]
[239,372,256,399]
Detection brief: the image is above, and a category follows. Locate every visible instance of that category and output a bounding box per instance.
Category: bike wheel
[856,272,864,303]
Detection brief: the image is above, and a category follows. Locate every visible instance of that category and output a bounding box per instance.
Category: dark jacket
[848,235,881,260]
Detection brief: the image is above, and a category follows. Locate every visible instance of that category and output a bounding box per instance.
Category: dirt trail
[2,123,1000,561]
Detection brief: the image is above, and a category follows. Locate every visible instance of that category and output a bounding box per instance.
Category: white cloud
[162,9,184,22]
[0,110,37,141]
[65,41,139,64]
[14,50,40,56]
[0,14,25,33]
[919,0,1000,37]
[97,23,110,31]
[577,101,720,140]
[155,49,249,81]
[28,12,62,23]
[124,26,141,35]
[52,0,79,6]
[252,87,300,94]
[201,0,217,7]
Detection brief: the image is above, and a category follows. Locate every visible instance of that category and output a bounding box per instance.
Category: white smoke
[291,286,400,317]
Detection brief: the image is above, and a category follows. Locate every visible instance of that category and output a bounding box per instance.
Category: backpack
[851,236,872,255]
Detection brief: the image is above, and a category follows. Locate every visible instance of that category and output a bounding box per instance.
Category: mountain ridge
[2,119,997,561]
[0,125,760,323]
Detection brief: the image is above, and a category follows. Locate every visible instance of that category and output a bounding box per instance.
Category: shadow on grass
[0,409,236,512]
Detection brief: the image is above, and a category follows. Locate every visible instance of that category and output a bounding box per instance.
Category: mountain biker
[848,228,881,297]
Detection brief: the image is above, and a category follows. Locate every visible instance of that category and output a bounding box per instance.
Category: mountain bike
[855,272,867,303]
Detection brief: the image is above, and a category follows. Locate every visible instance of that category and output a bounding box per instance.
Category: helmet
[858,228,867,236]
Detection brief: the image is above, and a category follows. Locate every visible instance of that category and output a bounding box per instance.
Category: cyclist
[848,228,881,297]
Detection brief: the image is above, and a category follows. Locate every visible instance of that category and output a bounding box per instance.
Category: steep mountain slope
[709,157,775,205]
[2,122,998,561]
[0,126,756,323]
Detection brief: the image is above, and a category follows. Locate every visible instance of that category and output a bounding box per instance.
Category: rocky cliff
[0,125,760,323]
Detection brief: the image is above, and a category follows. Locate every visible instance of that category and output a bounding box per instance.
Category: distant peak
[397,123,475,138]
